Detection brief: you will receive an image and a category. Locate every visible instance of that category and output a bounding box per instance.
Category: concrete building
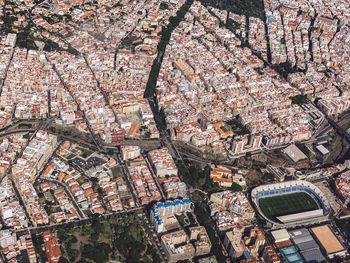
[263,246,280,263]
[311,225,347,259]
[5,33,17,47]
[120,145,141,160]
[161,227,211,263]
[147,148,178,177]
[0,230,17,248]
[282,144,307,163]
[224,228,245,261]
[150,199,193,232]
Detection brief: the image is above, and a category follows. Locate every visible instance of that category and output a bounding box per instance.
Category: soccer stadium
[251,181,330,227]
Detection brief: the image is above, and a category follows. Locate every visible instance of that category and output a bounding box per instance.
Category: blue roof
[154,199,192,210]
[38,154,44,163]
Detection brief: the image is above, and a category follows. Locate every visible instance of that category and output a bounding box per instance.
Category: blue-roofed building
[281,246,304,263]
[301,248,326,263]
[150,199,194,232]
[244,251,251,259]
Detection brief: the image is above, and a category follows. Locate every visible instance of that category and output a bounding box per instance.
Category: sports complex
[251,180,330,227]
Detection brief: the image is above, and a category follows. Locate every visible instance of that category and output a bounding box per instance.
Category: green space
[1,11,38,50]
[194,202,228,263]
[78,147,93,159]
[16,24,37,50]
[290,94,307,105]
[262,172,274,182]
[48,125,95,145]
[258,192,319,222]
[337,219,350,243]
[57,213,161,263]
[177,143,203,158]
[272,61,300,79]
[175,212,197,228]
[1,14,18,34]
[225,118,250,135]
[176,213,186,227]
[176,163,221,194]
[111,166,123,178]
[149,100,166,132]
[23,133,31,139]
[230,182,243,192]
[159,2,169,10]
[186,211,197,225]
[43,39,61,52]
[18,123,33,129]
[144,0,195,129]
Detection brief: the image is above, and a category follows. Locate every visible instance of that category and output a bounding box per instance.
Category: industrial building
[311,225,347,259]
[282,144,308,163]
[289,228,326,263]
[271,229,290,244]
[280,246,303,263]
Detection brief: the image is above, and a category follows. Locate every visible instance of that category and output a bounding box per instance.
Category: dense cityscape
[0,0,349,262]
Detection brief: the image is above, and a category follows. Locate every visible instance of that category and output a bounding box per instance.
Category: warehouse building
[280,246,303,263]
[301,249,326,263]
[315,145,329,156]
[289,228,326,263]
[282,144,307,163]
[311,225,347,259]
[271,229,290,243]
[289,228,313,244]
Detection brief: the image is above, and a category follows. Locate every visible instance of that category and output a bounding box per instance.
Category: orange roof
[212,176,232,183]
[61,141,70,149]
[43,164,54,176]
[57,172,66,181]
[127,123,140,137]
[107,195,117,201]
[55,192,65,199]
[84,188,94,197]
[45,236,62,262]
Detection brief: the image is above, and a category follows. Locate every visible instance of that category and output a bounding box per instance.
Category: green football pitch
[258,192,319,222]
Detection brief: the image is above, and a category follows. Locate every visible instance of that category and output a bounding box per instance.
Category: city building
[147,148,178,177]
[161,226,211,262]
[150,199,193,233]
[120,145,141,161]
[43,231,62,263]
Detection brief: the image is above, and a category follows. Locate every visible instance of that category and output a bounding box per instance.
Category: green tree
[58,257,69,263]
[263,172,274,181]
[81,243,111,263]
[290,95,307,105]
[230,182,243,192]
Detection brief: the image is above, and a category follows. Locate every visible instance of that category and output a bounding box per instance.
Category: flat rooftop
[311,225,345,255]
[282,144,307,163]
